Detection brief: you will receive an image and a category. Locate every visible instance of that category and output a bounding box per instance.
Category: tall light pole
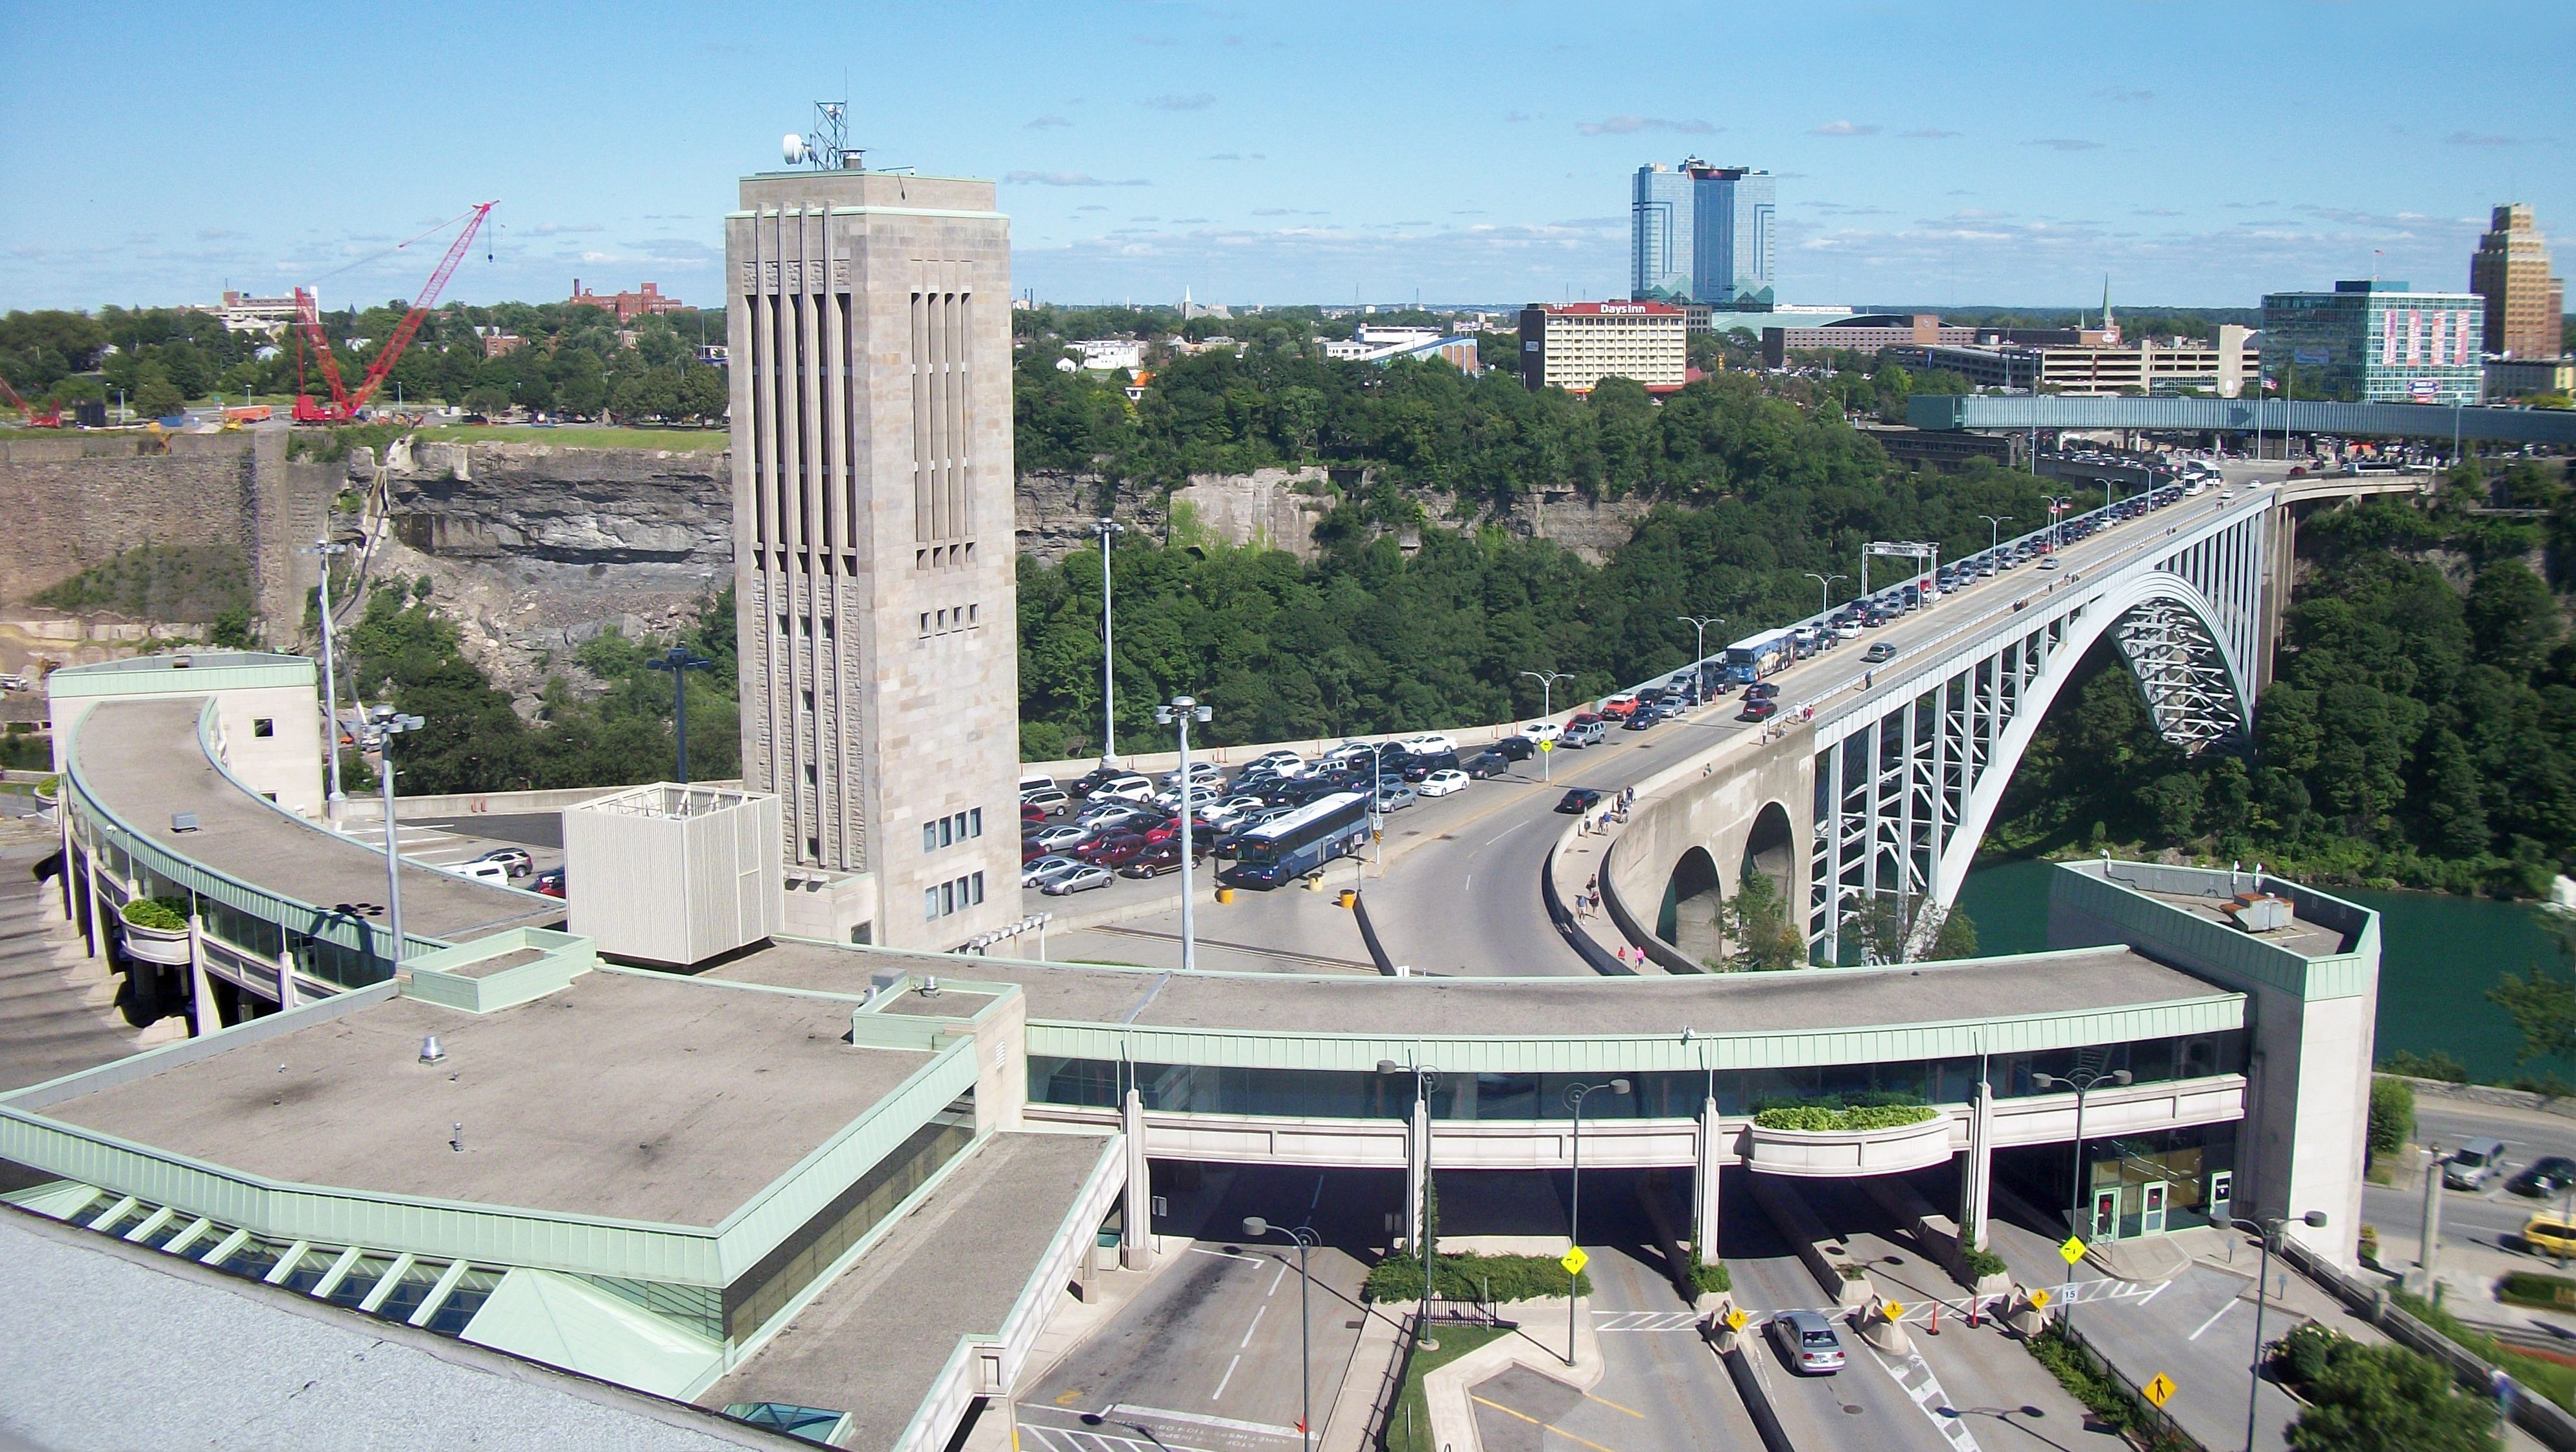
[646,645,713,786]
[371,705,426,974]
[2043,495,2074,553]
[1802,572,1847,616]
[1242,1217,1319,1452]
[1379,1060,1443,1298]
[1156,695,1212,970]
[2231,1210,2328,1452]
[2033,1065,2130,1329]
[1095,518,1125,764]
[1520,670,1573,782]
[304,537,349,810]
[1564,1078,1631,1364]
[1978,514,2013,564]
[1674,616,1722,705]
[1357,739,1388,877]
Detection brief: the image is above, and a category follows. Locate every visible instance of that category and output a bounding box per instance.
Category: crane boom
[291,200,496,424]
[0,371,63,427]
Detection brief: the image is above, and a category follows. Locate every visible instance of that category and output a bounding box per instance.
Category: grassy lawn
[1380,1322,1510,1452]
[417,424,729,452]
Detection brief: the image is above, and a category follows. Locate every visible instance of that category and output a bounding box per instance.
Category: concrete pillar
[1120,1088,1151,1270]
[1692,1095,1724,1262]
[186,917,217,1038]
[1960,1079,1993,1250]
[1404,1097,1429,1255]
[82,845,104,961]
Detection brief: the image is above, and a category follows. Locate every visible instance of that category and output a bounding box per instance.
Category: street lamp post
[1674,616,1723,706]
[1242,1217,1320,1452]
[370,706,426,973]
[1379,1060,1443,1300]
[1156,696,1213,971]
[1356,739,1388,878]
[1802,573,1847,618]
[2231,1211,2328,1452]
[646,646,714,786]
[304,537,349,810]
[1564,1079,1632,1364]
[2043,495,2074,554]
[1519,670,1573,782]
[1095,519,1125,764]
[1978,514,2013,564]
[2032,1066,2131,1329]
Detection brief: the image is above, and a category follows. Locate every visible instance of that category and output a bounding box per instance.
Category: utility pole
[1156,696,1212,970]
[1095,518,1125,764]
[1802,573,1847,616]
[305,538,350,813]
[1674,616,1722,705]
[2418,1140,2445,1297]
[647,646,714,785]
[371,706,426,973]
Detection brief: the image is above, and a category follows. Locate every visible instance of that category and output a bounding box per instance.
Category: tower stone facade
[2471,204,2565,360]
[725,168,1018,949]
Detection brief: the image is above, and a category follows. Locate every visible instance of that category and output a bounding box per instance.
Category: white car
[1091,775,1158,804]
[1520,721,1562,743]
[1418,769,1470,798]
[1244,750,1307,778]
[1396,733,1458,756]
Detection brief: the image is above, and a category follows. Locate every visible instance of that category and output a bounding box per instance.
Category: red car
[1077,834,1152,867]
[1739,698,1779,722]
[1023,836,1053,865]
[1118,839,1208,877]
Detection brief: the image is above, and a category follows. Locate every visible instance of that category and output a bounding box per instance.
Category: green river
[1954,857,2576,1086]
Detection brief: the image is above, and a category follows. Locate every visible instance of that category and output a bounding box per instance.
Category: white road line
[1239,1303,1267,1348]
[1110,1403,1305,1438]
[2188,1298,2238,1341]
[1212,1353,1240,1399]
[1268,1262,1288,1297]
[1191,1246,1263,1265]
[2140,1277,2173,1306]
[1462,874,1471,893]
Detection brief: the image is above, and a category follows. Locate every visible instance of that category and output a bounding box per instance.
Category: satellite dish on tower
[780,101,860,170]
[783,134,808,166]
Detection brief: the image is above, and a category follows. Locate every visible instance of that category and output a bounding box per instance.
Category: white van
[1092,775,1158,804]
[455,860,513,887]
[1020,773,1058,795]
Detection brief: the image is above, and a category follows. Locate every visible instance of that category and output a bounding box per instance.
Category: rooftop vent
[2223,893,2295,933]
[170,812,200,833]
[419,1033,447,1064]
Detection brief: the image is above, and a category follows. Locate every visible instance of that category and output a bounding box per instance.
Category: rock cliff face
[368,441,732,701]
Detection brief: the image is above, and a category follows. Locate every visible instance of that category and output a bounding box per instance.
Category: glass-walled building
[2260,279,2484,404]
[1632,159,1776,310]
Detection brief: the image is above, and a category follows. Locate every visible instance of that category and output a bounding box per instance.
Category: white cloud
[1143,92,1216,111]
[1025,115,1073,129]
[1576,115,1716,136]
[2028,138,2105,152]
[1809,121,1881,137]
[1007,171,1152,187]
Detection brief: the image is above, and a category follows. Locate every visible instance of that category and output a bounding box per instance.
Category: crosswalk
[1591,1309,1703,1331]
[1874,1346,1982,1452]
[1018,1423,1219,1452]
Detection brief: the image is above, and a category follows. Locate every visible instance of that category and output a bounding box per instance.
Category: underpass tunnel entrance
[1657,847,1722,965]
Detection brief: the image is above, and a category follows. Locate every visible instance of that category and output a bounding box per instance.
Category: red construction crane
[0,372,63,428]
[292,200,497,424]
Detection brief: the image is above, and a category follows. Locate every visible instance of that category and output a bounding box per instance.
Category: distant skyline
[3,0,2571,313]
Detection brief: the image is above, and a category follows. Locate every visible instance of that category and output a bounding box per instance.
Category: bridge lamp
[1518,670,1575,780]
[2227,1209,2328,1452]
[1154,696,1213,972]
[1674,617,1723,705]
[369,706,427,972]
[2031,1065,2130,1331]
[302,537,351,808]
[1563,1079,1632,1363]
[1241,1217,1321,1452]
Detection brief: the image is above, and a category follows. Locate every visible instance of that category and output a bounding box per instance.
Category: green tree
[2466,561,2558,678]
[2488,926,2576,1068]
[2284,1335,2498,1452]
[1726,869,1806,971]
[2366,1075,2415,1160]
[132,362,185,420]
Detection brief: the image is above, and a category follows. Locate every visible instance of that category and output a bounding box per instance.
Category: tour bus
[1721,631,1791,685]
[1219,792,1372,888]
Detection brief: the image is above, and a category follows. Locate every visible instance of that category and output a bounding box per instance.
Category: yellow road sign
[1538,740,1554,753]
[2059,1235,2087,1265]
[1561,1247,1589,1276]
[1880,1300,1905,1321]
[2142,1374,2177,1409]
[2028,1287,2052,1309]
[1723,1307,1748,1331]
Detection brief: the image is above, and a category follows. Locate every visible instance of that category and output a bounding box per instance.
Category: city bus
[1721,631,1792,685]
[1219,791,1372,888]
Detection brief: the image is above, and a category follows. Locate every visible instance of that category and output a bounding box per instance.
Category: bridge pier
[1692,1094,1724,1267]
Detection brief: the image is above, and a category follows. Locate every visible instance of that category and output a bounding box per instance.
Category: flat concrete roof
[38,970,931,1226]
[2132,887,2352,959]
[702,1130,1112,1449]
[716,939,2231,1038]
[76,697,563,944]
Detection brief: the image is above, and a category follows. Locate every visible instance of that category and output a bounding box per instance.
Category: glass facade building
[2259,279,2485,404]
[1632,160,1775,310]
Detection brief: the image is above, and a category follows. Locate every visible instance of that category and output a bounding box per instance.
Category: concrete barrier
[1744,1171,1873,1307]
[1350,891,1399,976]
[336,782,740,823]
[1540,837,1632,976]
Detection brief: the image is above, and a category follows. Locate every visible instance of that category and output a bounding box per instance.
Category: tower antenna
[782,100,863,170]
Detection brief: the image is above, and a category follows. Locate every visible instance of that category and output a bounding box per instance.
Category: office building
[726,164,1021,950]
[2260,280,2485,404]
[1324,325,1481,372]
[2470,204,2565,360]
[1632,159,1776,310]
[1762,314,1978,367]
[2486,356,2575,401]
[1519,302,1688,394]
[210,290,300,335]
[568,279,688,322]
[1880,326,2258,399]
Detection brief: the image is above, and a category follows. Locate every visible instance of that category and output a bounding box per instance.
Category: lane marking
[1106,1403,1304,1439]
[2188,1298,2237,1341]
[1210,1354,1240,1399]
[1268,1263,1288,1297]
[2140,1277,2173,1306]
[1582,1389,1646,1420]
[1468,1396,1622,1452]
[1191,1246,1263,1265]
[1239,1303,1266,1348]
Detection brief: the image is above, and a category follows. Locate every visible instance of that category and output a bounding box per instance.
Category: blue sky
[5,0,2570,312]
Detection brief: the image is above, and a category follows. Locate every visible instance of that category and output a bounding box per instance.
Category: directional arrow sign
[2142,1373,2176,1409]
[2059,1235,2088,1265]
[1561,1247,1589,1277]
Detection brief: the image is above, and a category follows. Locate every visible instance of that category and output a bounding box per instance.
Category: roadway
[2367,1095,2576,1265]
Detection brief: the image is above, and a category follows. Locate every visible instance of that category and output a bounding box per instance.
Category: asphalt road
[1018,1165,1390,1452]
[2366,1096,2576,1257]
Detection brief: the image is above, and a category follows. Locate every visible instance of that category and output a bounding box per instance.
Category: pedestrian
[1864,670,1874,689]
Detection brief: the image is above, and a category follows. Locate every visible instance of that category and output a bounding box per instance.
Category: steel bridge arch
[1809,567,2255,963]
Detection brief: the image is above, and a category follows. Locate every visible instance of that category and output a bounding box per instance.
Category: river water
[1954,858,2576,1086]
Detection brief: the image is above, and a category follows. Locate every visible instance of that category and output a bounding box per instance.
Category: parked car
[533,867,567,898]
[1522,720,1563,744]
[1767,1311,1846,1376]
[1739,698,1779,722]
[1745,681,1779,701]
[1396,733,1459,756]
[456,860,512,886]
[1075,834,1152,867]
[1069,764,1129,797]
[1562,719,1607,748]
[1090,775,1158,804]
[1459,749,1508,779]
[1418,769,1470,798]
[1374,784,1418,813]
[1019,773,1057,795]
[1492,735,1537,762]
[2509,1156,2576,1198]
[1598,693,1640,719]
[1244,749,1307,778]
[2523,1215,2576,1259]
[2444,1137,2511,1191]
[470,847,535,878]
[1622,708,1658,731]
[1023,855,1086,889]
[1117,839,1208,878]
[1863,642,1896,664]
[1555,788,1604,814]
[1399,750,1459,782]
[1040,864,1115,896]
[1020,787,1072,815]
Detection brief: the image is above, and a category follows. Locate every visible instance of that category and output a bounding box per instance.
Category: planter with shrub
[118,896,193,965]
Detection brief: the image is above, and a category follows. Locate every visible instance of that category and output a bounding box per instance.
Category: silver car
[1022,855,1086,889]
[1040,864,1114,896]
[1767,1311,1846,1375]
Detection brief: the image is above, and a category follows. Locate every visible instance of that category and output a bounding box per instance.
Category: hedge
[2500,1271,2576,1312]
[1751,1103,1939,1132]
[1690,1256,1731,1295]
[1363,1250,1590,1304]
[119,896,191,931]
[1961,1244,2009,1280]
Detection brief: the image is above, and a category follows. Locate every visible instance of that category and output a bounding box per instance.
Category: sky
[4,0,2571,314]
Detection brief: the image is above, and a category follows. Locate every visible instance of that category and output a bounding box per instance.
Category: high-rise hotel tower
[725,165,1019,950]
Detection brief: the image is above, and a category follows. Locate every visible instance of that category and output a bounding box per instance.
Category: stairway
[0,847,143,1093]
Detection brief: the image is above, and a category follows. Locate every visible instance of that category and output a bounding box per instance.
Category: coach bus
[1219,792,1372,888]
